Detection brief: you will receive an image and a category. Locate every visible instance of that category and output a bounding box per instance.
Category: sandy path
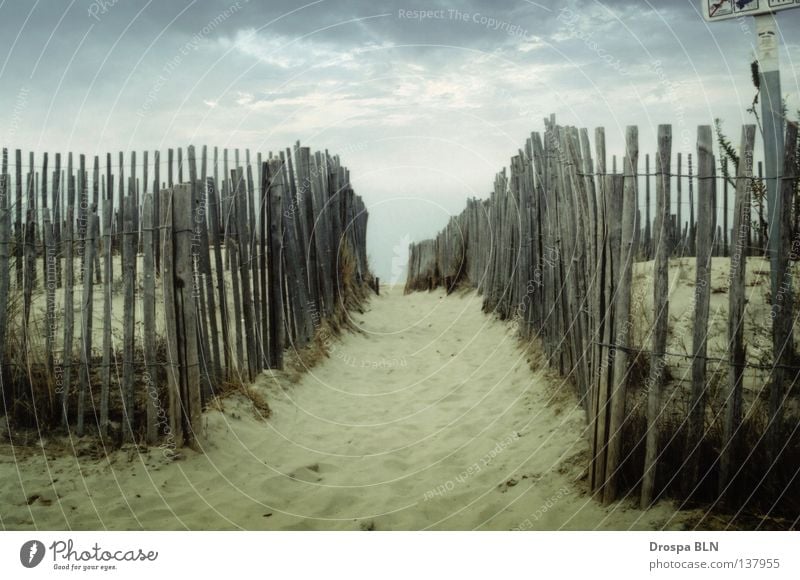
[0,287,691,530]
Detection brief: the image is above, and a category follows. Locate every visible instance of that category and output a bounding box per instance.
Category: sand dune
[0,287,694,530]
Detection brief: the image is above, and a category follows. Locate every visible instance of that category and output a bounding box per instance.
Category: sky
[1,0,799,281]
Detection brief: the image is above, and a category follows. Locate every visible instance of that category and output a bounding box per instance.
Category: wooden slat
[41,153,49,284]
[677,153,683,255]
[685,126,715,495]
[100,201,113,438]
[593,172,621,493]
[311,153,333,317]
[154,150,161,273]
[767,121,799,456]
[281,158,313,347]
[644,153,651,260]
[207,177,230,378]
[77,206,97,436]
[188,146,213,396]
[54,154,62,288]
[122,195,137,443]
[266,159,285,368]
[246,163,263,370]
[259,162,270,363]
[171,183,202,447]
[642,124,672,508]
[227,170,244,371]
[93,156,102,284]
[235,167,257,381]
[160,187,183,446]
[719,125,756,495]
[142,193,158,444]
[61,200,75,427]
[78,154,87,278]
[43,209,55,374]
[199,176,222,385]
[604,126,638,504]
[15,150,22,288]
[0,171,11,413]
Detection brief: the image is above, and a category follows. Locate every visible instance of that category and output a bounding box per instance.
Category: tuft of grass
[615,382,800,527]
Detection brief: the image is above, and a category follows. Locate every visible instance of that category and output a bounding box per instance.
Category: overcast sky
[1,0,799,280]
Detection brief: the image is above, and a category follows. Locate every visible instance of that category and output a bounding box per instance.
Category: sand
[629,256,800,417]
[0,286,695,531]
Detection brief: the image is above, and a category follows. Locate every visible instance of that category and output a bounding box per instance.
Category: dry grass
[3,239,375,451]
[615,384,800,527]
[211,241,375,415]
[2,287,58,428]
[214,381,272,420]
[515,305,800,528]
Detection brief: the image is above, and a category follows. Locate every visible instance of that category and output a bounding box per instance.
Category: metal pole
[755,14,784,300]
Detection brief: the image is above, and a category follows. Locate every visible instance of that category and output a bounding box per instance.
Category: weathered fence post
[767,121,799,455]
[93,157,102,284]
[266,159,285,369]
[644,153,651,260]
[719,125,756,496]
[588,127,606,492]
[677,153,683,255]
[15,150,22,288]
[199,177,222,387]
[604,126,638,505]
[100,200,113,438]
[42,153,49,285]
[172,184,202,447]
[235,167,257,381]
[0,172,10,413]
[78,154,87,280]
[281,159,314,348]
[43,209,55,374]
[161,187,182,447]
[61,198,75,427]
[160,184,203,449]
[592,170,621,492]
[143,194,159,444]
[23,172,35,326]
[723,158,730,257]
[77,208,97,436]
[54,155,62,288]
[247,162,263,372]
[685,126,715,495]
[207,177,230,378]
[642,124,671,508]
[227,170,245,372]
[688,153,695,256]
[122,196,136,443]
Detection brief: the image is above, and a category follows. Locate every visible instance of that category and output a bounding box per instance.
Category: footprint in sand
[286,462,340,483]
[496,478,520,493]
[288,468,324,483]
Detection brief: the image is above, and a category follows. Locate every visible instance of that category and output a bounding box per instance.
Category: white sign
[703,0,800,22]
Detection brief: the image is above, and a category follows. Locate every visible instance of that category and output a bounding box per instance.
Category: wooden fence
[406,116,800,514]
[0,143,371,450]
